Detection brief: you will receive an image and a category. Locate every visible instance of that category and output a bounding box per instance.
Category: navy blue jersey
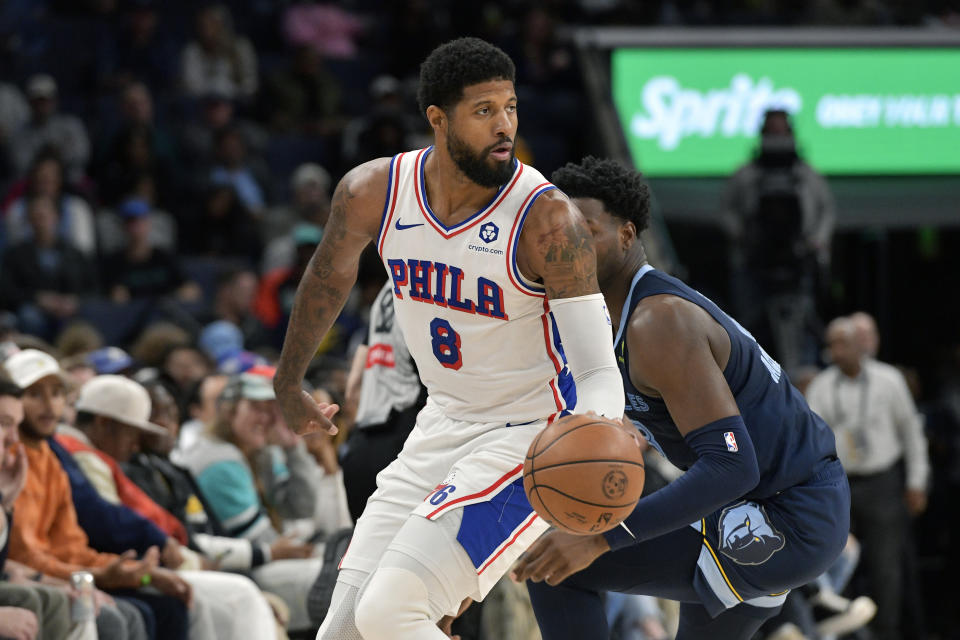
[616,265,837,499]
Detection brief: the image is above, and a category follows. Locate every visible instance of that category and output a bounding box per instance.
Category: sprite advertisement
[611,48,960,176]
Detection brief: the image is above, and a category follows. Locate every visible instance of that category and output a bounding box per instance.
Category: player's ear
[619,221,638,250]
[426,105,446,133]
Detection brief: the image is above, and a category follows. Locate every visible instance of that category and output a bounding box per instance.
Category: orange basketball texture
[523,414,645,535]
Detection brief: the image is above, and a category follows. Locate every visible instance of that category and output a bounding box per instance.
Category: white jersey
[375,146,575,424]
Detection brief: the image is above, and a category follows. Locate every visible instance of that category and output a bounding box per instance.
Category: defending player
[273,40,624,640]
[513,157,850,639]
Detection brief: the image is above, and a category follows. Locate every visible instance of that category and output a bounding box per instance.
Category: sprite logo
[629,74,802,151]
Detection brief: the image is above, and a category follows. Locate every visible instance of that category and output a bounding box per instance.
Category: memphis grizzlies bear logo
[717,501,785,565]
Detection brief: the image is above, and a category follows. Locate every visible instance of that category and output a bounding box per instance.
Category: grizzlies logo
[602,470,628,499]
[717,501,785,565]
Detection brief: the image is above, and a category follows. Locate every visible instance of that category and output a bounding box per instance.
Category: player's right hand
[277,388,340,436]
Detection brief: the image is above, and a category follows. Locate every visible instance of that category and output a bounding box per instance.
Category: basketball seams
[528,420,611,459]
[527,484,639,510]
[522,458,645,477]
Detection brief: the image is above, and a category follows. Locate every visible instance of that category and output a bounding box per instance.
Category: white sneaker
[815,596,877,635]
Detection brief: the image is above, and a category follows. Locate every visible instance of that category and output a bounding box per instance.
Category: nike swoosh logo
[395,219,425,231]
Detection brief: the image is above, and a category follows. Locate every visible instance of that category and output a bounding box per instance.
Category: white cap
[74,375,167,435]
[4,349,67,389]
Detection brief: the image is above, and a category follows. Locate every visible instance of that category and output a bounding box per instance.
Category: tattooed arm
[518,190,623,418]
[516,189,599,299]
[274,159,389,435]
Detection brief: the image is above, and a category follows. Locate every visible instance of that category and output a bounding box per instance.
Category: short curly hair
[551,156,651,233]
[417,37,515,116]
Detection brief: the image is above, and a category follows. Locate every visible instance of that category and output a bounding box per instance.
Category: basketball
[523,413,645,535]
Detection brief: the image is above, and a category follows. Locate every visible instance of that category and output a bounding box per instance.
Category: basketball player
[512,157,850,639]
[273,39,624,640]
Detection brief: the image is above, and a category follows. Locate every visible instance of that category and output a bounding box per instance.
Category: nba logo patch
[724,431,739,452]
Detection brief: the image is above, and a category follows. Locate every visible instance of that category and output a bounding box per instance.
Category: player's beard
[447,130,515,188]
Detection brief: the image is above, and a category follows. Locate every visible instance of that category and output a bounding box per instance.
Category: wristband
[140,573,152,587]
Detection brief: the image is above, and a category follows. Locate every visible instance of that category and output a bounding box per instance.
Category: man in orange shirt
[3,349,191,640]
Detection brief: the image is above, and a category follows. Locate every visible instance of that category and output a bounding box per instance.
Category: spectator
[177,92,266,176]
[177,368,325,630]
[254,223,322,336]
[724,108,835,371]
[209,269,262,341]
[262,44,341,135]
[4,150,96,256]
[0,374,72,640]
[341,75,420,169]
[208,126,272,216]
[0,373,142,640]
[179,181,263,262]
[181,5,258,102]
[7,75,91,184]
[173,373,228,458]
[95,82,178,207]
[132,381,327,636]
[849,310,880,358]
[0,195,98,340]
[129,322,191,371]
[160,345,212,406]
[2,349,189,640]
[97,178,178,255]
[95,1,179,94]
[262,163,332,273]
[0,81,28,145]
[805,316,931,640]
[99,199,201,304]
[58,374,278,640]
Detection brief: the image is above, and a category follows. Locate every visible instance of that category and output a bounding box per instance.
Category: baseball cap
[74,375,167,435]
[220,365,276,403]
[87,346,135,374]
[4,349,68,389]
[198,321,243,363]
[26,74,57,99]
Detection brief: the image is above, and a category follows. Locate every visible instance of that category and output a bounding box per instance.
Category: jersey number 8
[430,318,462,370]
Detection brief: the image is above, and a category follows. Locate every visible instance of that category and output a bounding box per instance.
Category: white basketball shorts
[338,398,552,599]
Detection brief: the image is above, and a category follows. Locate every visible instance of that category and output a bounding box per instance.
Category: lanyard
[832,367,871,462]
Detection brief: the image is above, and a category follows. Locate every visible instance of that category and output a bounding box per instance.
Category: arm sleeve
[603,415,760,551]
[548,293,624,418]
[890,372,930,491]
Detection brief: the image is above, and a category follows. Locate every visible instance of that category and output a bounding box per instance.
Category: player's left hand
[510,530,610,586]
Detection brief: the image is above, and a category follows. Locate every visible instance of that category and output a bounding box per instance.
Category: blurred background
[0,1,957,639]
